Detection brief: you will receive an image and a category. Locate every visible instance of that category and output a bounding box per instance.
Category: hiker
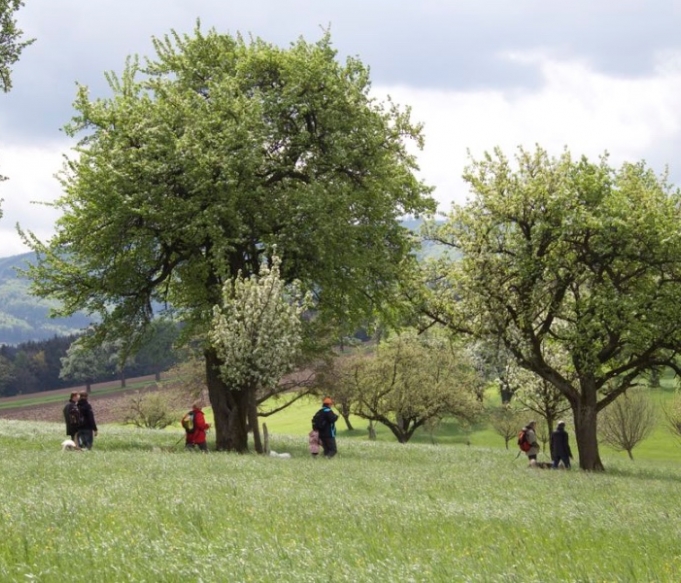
[185,400,211,453]
[77,391,98,450]
[63,391,81,443]
[523,420,541,465]
[550,420,573,469]
[312,397,339,458]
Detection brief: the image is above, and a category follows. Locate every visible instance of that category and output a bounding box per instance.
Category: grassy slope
[1,419,680,582]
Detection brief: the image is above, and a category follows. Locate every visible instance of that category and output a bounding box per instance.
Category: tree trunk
[573,393,604,471]
[341,413,354,431]
[205,348,250,453]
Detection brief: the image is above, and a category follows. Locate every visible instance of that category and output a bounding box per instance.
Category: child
[308,429,321,456]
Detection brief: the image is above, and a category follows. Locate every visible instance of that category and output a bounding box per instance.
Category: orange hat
[322,397,333,406]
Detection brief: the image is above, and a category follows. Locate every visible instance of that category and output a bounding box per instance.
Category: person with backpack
[311,397,339,458]
[63,391,82,443]
[550,420,573,469]
[184,400,211,453]
[520,420,541,465]
[77,391,98,450]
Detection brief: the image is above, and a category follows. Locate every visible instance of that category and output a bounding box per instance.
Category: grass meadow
[2,398,681,582]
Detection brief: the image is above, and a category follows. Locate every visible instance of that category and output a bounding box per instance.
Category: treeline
[0,321,181,397]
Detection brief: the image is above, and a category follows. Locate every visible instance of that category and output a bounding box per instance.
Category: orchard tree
[599,388,657,460]
[331,332,481,443]
[60,339,110,393]
[424,146,681,470]
[488,404,523,449]
[20,26,435,452]
[208,253,311,452]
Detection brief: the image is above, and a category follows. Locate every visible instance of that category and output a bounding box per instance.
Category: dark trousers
[321,436,337,458]
[186,442,208,453]
[78,429,94,450]
[552,455,571,469]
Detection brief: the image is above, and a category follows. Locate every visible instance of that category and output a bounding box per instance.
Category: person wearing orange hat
[311,396,339,457]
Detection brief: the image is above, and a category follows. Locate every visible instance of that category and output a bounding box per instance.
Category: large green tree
[425,146,681,470]
[20,26,434,452]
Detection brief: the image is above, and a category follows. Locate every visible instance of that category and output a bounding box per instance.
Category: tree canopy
[20,26,435,451]
[320,332,481,443]
[425,146,681,470]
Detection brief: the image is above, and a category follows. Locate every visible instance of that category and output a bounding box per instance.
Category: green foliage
[427,145,681,470]
[0,0,33,93]
[20,26,435,349]
[321,332,482,443]
[123,389,177,430]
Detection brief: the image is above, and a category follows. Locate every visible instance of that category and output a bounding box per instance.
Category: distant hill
[0,253,91,344]
[0,221,452,345]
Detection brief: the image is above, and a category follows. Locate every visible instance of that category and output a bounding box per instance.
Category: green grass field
[2,392,681,582]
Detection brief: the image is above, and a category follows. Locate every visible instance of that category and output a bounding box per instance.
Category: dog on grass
[269,450,292,459]
[529,459,552,469]
[61,439,79,451]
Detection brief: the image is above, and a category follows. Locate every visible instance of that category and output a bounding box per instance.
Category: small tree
[209,253,311,453]
[124,390,176,430]
[599,389,657,460]
[665,390,681,443]
[489,405,523,449]
[60,339,110,393]
[335,332,481,443]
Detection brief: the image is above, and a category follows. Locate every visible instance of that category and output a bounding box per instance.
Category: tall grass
[1,420,680,582]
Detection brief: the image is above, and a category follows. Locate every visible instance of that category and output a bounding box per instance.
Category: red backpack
[517,427,531,452]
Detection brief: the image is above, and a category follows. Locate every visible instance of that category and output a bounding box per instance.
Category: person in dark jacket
[77,392,98,450]
[550,420,573,469]
[63,391,81,442]
[314,397,339,458]
[185,400,211,453]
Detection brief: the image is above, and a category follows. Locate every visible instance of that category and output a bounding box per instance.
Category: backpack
[311,409,328,433]
[181,411,196,433]
[517,427,531,452]
[68,402,82,428]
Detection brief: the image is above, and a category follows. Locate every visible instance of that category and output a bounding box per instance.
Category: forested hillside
[0,253,92,344]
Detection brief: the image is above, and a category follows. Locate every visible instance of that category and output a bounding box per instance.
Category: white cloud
[2,51,681,257]
[380,50,681,213]
[0,141,68,257]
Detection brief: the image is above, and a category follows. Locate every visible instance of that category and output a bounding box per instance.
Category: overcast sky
[1,0,680,257]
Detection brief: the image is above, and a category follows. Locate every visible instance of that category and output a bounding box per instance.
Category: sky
[1,0,681,257]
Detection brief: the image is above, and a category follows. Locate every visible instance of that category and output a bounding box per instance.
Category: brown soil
[0,375,166,425]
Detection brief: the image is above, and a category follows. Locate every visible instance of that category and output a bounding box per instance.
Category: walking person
[550,420,573,469]
[312,397,339,458]
[523,420,541,466]
[63,391,82,443]
[77,392,98,450]
[185,400,211,453]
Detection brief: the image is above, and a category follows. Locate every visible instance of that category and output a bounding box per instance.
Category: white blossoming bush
[209,254,312,390]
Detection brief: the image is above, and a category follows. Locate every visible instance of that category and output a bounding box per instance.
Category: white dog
[61,439,79,451]
[268,450,292,459]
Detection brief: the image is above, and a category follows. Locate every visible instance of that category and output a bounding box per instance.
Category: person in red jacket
[185,400,211,453]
